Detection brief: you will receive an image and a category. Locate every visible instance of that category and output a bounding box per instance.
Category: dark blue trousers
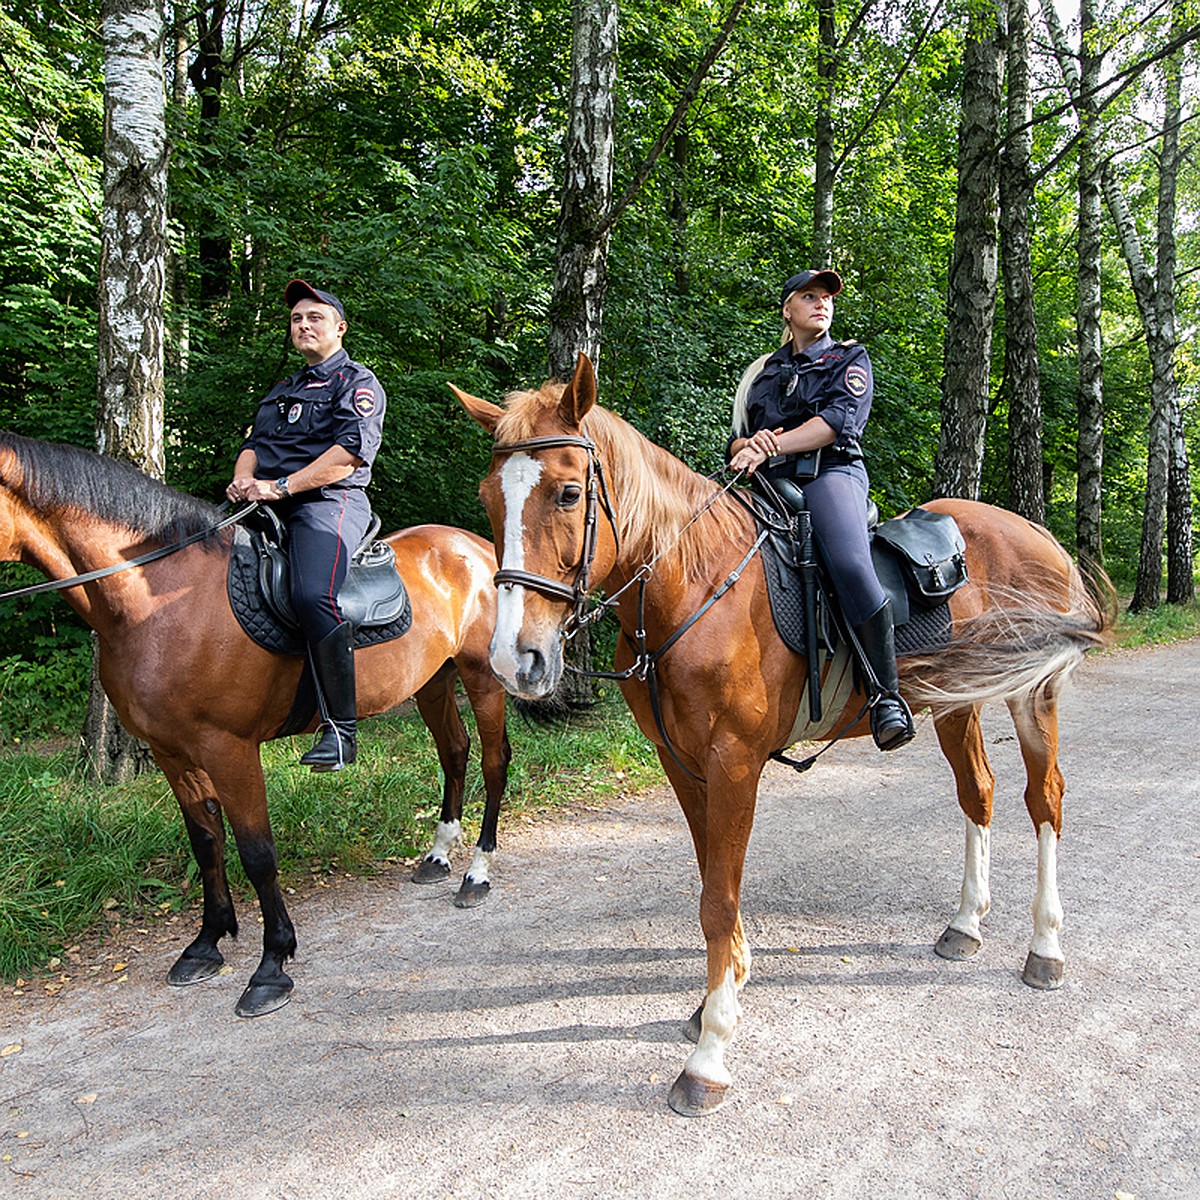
[283,487,372,641]
[793,462,886,627]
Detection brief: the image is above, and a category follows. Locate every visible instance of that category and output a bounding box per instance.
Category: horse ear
[448,383,503,433]
[560,351,598,426]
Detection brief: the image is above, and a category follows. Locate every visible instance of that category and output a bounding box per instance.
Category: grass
[0,686,661,980]
[1113,599,1200,648]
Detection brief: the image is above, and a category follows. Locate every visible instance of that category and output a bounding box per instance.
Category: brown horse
[0,431,512,1016]
[453,354,1113,1116]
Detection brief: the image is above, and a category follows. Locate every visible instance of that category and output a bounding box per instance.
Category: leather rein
[489,433,766,782]
[0,502,258,603]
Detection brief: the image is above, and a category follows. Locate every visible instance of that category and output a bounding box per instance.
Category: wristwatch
[276,476,290,497]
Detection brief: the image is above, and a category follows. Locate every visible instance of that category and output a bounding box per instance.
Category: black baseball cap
[780,269,843,306]
[284,278,345,320]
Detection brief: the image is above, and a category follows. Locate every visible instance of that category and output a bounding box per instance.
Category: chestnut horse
[0,432,512,1016]
[453,354,1113,1116]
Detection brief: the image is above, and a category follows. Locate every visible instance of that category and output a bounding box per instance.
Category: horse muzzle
[489,584,565,698]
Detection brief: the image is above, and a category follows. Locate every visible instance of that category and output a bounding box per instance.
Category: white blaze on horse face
[490,453,544,686]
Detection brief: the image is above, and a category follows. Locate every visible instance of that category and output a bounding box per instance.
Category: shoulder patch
[353,388,377,417]
[844,364,869,398]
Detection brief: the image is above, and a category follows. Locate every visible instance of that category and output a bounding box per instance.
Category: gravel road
[1,641,1197,1199]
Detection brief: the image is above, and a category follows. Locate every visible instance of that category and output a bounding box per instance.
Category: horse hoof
[411,856,451,885]
[935,926,982,961]
[166,952,223,986]
[682,1002,704,1044]
[235,980,293,1018]
[1022,951,1064,990]
[453,878,491,908]
[668,1070,729,1117]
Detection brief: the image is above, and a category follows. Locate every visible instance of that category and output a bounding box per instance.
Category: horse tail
[900,566,1117,713]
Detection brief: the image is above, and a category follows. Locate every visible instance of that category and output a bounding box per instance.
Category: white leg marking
[683,966,740,1088]
[424,819,462,866]
[949,819,991,941]
[490,454,542,686]
[1030,821,1064,962]
[464,847,494,887]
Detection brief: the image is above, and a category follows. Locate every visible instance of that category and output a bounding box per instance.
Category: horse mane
[497,383,749,582]
[0,431,221,545]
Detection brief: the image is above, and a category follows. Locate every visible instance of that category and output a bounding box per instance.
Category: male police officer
[227,280,386,771]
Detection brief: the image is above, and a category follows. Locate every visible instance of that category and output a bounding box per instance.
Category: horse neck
[14,504,180,632]
[589,414,751,615]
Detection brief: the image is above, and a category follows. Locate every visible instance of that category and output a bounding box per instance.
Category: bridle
[488,434,620,630]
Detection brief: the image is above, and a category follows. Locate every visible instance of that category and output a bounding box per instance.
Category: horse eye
[558,484,583,508]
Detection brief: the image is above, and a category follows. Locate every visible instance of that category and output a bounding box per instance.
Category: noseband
[488,434,619,628]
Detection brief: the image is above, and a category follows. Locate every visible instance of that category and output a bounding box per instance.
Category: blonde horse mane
[496,383,749,583]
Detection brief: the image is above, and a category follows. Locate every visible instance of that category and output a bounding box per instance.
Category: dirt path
[1,642,1197,1199]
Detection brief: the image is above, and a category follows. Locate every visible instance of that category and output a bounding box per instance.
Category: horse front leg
[202,745,297,1017]
[410,664,470,890]
[454,664,512,908]
[160,762,239,986]
[664,753,759,1118]
[1006,688,1066,990]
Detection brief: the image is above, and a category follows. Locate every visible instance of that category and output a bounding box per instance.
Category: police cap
[780,269,843,306]
[284,279,345,320]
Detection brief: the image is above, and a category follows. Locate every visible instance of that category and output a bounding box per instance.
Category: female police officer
[728,269,913,751]
[227,279,387,771]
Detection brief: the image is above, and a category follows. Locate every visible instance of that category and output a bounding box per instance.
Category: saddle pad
[226,529,413,657]
[760,525,952,659]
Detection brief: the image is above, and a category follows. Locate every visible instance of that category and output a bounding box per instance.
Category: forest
[0,0,1197,710]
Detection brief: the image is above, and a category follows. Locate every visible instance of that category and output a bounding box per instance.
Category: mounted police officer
[226,279,387,771]
[728,269,914,751]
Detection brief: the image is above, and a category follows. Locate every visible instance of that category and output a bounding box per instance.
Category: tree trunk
[812,0,837,268]
[87,0,169,782]
[1074,0,1104,574]
[1161,2,1192,604]
[187,0,232,306]
[999,0,1043,524]
[934,1,1003,500]
[547,0,618,380]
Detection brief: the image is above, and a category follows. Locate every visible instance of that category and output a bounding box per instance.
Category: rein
[0,502,259,603]
[490,429,769,783]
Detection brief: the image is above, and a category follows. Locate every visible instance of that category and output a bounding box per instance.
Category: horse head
[450,352,618,700]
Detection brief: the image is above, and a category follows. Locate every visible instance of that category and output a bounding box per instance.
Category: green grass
[0,687,661,980]
[1114,599,1200,648]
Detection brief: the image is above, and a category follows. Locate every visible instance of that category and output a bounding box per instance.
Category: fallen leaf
[75,1093,98,1105]
[112,962,128,972]
[1,1043,22,1057]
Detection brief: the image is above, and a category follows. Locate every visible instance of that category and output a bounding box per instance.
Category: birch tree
[1000,0,1043,523]
[85,0,168,780]
[934,0,1004,499]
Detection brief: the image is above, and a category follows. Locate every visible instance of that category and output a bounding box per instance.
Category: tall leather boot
[854,599,915,752]
[299,623,358,771]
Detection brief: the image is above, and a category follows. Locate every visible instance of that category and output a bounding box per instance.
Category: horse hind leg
[410,664,475,896]
[453,662,512,909]
[933,706,995,962]
[1007,687,1066,990]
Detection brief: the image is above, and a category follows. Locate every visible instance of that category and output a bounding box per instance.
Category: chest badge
[287,403,303,424]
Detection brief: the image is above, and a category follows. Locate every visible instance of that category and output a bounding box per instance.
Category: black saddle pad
[226,527,413,657]
[760,525,952,659]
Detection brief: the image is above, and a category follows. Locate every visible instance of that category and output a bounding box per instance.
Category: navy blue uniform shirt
[241,348,386,485]
[740,333,873,459]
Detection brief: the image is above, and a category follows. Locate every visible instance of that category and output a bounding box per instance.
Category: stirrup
[299,722,357,772]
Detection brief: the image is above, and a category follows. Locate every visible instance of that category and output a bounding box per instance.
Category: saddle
[248,505,409,631]
[226,508,413,660]
[756,482,968,664]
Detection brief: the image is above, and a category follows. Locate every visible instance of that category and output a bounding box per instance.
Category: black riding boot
[854,599,915,752]
[299,623,358,772]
